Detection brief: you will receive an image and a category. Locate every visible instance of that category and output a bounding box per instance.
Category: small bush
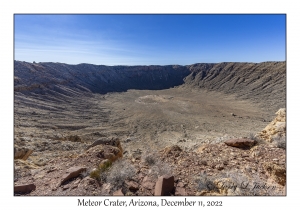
[106,159,136,191]
[90,168,101,180]
[142,152,157,166]
[89,160,112,180]
[99,160,112,171]
[194,172,217,192]
[148,160,173,178]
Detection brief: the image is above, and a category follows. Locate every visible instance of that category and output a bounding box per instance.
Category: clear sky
[14,14,286,65]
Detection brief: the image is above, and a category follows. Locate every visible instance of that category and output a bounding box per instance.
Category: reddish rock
[154,175,174,196]
[14,183,36,194]
[224,138,256,148]
[60,166,87,185]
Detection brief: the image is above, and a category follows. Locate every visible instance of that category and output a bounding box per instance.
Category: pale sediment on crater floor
[135,95,173,104]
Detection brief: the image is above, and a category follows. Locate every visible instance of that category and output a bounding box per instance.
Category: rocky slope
[184,62,286,110]
[14,61,190,95]
[14,131,286,196]
[14,60,286,196]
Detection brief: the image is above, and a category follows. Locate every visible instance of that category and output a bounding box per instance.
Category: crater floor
[14,87,274,159]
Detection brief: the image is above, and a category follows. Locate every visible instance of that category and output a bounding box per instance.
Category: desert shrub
[148,160,173,178]
[142,152,157,166]
[106,159,136,191]
[194,172,217,192]
[272,136,286,149]
[89,160,113,180]
[90,168,100,180]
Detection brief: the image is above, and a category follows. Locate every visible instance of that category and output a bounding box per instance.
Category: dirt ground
[14,86,275,161]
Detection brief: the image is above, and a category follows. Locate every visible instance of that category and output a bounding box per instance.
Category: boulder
[224,138,256,148]
[14,183,36,194]
[154,175,174,196]
[60,166,87,186]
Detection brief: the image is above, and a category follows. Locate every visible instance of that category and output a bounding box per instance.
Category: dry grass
[105,159,136,191]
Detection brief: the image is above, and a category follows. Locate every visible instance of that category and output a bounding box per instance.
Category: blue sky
[14,14,286,65]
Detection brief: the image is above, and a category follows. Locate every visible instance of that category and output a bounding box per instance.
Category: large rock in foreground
[60,166,87,186]
[154,175,174,196]
[14,183,36,194]
[224,138,256,148]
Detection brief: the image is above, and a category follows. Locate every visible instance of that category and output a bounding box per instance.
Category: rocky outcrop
[184,62,286,109]
[256,108,286,142]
